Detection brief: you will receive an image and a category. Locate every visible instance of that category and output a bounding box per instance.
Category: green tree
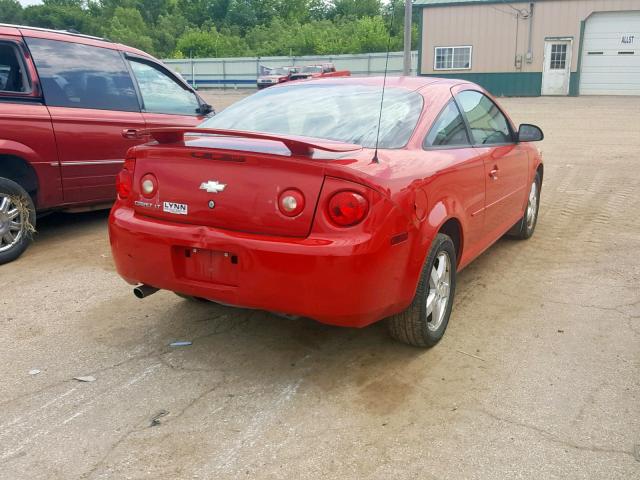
[331,0,381,19]
[136,0,174,24]
[348,16,399,53]
[106,7,153,52]
[0,0,22,24]
[151,11,189,57]
[42,0,86,7]
[276,0,310,22]
[175,0,240,29]
[22,1,101,36]
[174,26,248,58]
[6,0,414,58]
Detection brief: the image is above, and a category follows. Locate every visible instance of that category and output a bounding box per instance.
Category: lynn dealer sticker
[163,201,188,215]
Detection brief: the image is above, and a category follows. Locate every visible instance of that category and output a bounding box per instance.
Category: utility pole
[403,0,413,76]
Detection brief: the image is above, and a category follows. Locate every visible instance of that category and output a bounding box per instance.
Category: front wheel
[0,178,36,265]
[388,233,457,347]
[508,172,541,239]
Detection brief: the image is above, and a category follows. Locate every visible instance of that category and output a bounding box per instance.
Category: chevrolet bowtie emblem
[199,180,226,193]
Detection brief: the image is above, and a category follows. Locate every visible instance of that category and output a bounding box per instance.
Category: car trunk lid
[130,129,362,238]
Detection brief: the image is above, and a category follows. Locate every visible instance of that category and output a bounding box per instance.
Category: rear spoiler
[141,127,362,157]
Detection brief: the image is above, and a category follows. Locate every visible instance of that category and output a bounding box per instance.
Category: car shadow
[34,209,111,242]
[129,298,444,413]
[85,260,485,414]
[52,208,511,414]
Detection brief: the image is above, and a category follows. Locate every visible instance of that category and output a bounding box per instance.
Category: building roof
[414,0,532,7]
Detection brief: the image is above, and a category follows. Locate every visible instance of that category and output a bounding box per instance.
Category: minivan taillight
[116,152,136,200]
[327,191,369,227]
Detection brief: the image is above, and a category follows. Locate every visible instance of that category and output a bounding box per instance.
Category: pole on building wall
[403,0,412,76]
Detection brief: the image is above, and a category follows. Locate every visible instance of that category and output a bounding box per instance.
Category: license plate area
[173,247,239,286]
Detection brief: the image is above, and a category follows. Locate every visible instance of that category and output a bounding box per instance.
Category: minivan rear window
[26,37,139,112]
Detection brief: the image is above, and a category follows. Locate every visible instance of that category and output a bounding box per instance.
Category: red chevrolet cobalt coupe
[109,77,543,347]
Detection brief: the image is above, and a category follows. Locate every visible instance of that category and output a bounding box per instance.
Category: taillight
[278,189,305,217]
[140,173,158,198]
[115,170,132,199]
[116,150,136,200]
[327,191,369,227]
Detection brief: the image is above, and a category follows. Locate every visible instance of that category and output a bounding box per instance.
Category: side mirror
[518,123,544,142]
[197,103,214,116]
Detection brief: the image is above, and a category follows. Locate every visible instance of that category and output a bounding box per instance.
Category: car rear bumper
[109,206,416,327]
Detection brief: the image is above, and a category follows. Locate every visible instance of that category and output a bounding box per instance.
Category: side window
[25,37,139,112]
[456,90,513,145]
[424,100,470,148]
[0,42,29,94]
[129,59,199,116]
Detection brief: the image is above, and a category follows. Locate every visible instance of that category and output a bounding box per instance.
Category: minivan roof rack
[0,23,110,42]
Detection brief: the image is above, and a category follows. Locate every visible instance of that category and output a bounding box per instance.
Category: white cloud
[18,0,43,6]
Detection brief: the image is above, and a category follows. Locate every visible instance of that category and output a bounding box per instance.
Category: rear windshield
[199,84,423,149]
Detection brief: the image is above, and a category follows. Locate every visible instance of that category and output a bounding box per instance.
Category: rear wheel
[0,178,36,265]
[388,233,457,347]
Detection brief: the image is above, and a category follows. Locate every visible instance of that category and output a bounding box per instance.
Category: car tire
[508,172,541,240]
[388,233,457,347]
[0,177,36,265]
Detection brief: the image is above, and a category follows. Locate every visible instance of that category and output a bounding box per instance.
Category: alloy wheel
[426,251,451,332]
[0,194,25,253]
[526,180,539,230]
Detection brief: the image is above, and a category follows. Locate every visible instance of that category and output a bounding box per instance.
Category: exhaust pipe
[133,284,159,299]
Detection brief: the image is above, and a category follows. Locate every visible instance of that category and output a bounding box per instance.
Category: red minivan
[0,24,212,264]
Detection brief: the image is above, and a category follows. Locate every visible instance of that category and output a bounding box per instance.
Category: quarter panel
[371,145,485,294]
[0,104,62,208]
[421,148,486,269]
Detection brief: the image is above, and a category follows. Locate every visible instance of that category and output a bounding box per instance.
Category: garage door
[580,11,640,95]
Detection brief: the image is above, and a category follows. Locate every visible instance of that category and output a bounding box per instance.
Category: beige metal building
[416,0,640,95]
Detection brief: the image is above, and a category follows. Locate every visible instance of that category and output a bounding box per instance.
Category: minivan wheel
[0,178,36,265]
[388,233,457,347]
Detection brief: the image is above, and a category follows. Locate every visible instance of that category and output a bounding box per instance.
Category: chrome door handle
[489,167,499,180]
[122,128,141,139]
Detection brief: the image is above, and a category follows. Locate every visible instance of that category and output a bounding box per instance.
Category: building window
[434,46,472,70]
[550,44,567,69]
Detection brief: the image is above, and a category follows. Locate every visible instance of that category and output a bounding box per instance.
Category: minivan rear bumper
[109,206,415,327]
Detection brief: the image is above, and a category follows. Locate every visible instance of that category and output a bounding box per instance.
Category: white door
[580,11,640,96]
[542,39,573,95]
